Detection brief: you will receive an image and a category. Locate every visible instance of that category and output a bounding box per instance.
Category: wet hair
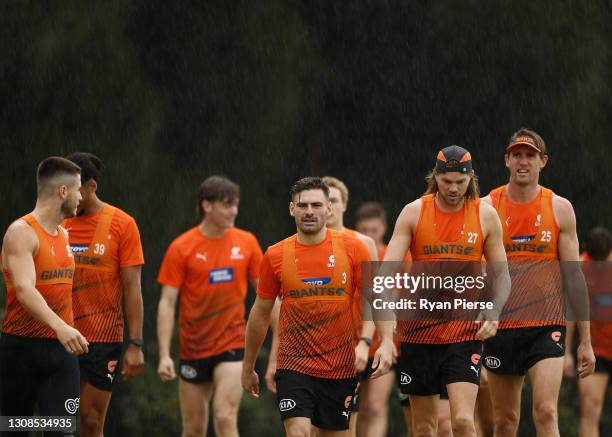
[355,201,387,223]
[36,157,81,195]
[585,226,612,261]
[424,170,480,199]
[197,175,240,217]
[289,177,329,200]
[66,152,104,183]
[322,176,349,206]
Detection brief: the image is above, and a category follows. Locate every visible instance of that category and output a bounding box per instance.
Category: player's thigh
[578,371,609,412]
[283,417,313,437]
[528,356,563,407]
[80,381,112,421]
[486,371,524,413]
[408,395,439,428]
[361,370,394,410]
[446,382,478,419]
[212,360,243,412]
[179,379,213,423]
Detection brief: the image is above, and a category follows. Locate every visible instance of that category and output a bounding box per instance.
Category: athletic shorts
[398,341,482,396]
[594,355,612,378]
[394,368,448,405]
[0,333,80,437]
[275,369,357,431]
[179,349,244,384]
[79,342,122,392]
[483,325,565,375]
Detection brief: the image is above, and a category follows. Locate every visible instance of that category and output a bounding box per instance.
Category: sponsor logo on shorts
[180,365,198,379]
[471,354,481,366]
[342,410,350,420]
[551,331,562,342]
[485,356,501,369]
[470,365,480,376]
[209,268,234,284]
[343,395,353,409]
[107,360,118,382]
[279,399,296,412]
[65,398,80,414]
[400,372,412,385]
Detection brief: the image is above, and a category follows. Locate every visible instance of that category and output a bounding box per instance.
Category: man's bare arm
[3,221,88,354]
[555,196,595,377]
[121,265,145,380]
[242,296,276,397]
[157,285,179,380]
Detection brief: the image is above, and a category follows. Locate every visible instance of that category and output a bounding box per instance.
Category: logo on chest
[230,246,244,260]
[209,268,234,284]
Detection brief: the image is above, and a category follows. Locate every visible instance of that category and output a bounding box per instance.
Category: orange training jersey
[257,229,371,379]
[158,226,262,360]
[582,253,612,360]
[490,186,563,329]
[399,194,484,344]
[64,203,144,343]
[1,215,75,338]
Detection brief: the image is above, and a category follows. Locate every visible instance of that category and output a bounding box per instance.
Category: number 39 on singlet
[93,243,105,255]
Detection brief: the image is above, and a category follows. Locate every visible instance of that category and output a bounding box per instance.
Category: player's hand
[242,369,260,398]
[475,311,499,340]
[122,344,145,381]
[157,356,176,381]
[563,352,576,379]
[370,338,393,379]
[576,341,596,378]
[354,341,369,373]
[265,360,277,394]
[55,323,89,355]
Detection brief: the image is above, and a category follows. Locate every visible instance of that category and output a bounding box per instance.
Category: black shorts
[483,325,565,375]
[79,342,122,392]
[179,349,244,384]
[394,368,448,405]
[275,369,357,431]
[594,355,612,378]
[398,341,482,396]
[0,333,80,437]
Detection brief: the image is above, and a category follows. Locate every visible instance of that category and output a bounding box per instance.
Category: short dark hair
[585,226,612,261]
[290,177,329,200]
[355,201,387,223]
[508,128,547,156]
[66,152,104,183]
[36,157,81,194]
[198,175,240,217]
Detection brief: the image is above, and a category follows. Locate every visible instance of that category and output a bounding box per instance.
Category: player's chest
[185,242,249,282]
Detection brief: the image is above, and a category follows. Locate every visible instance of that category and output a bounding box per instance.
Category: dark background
[1,1,611,435]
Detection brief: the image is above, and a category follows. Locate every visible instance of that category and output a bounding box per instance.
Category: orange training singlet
[399,194,484,344]
[490,186,563,329]
[65,203,144,342]
[277,230,356,379]
[1,215,75,338]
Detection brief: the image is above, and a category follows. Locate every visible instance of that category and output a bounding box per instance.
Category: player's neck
[434,193,465,212]
[31,200,64,235]
[79,196,104,216]
[199,220,229,239]
[297,227,327,245]
[506,182,540,204]
[327,220,344,232]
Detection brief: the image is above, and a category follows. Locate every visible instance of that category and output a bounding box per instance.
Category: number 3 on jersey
[342,272,347,284]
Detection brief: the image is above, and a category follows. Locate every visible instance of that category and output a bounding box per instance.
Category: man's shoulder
[229,227,259,243]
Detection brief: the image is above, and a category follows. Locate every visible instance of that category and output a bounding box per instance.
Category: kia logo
[485,356,501,369]
[279,399,296,412]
